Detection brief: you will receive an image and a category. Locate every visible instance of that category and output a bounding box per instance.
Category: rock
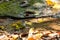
[33,2,46,9]
[53,13,60,18]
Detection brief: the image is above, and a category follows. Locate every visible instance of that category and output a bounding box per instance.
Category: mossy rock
[0,0,44,18]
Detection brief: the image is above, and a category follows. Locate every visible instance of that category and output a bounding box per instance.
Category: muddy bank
[0,17,60,34]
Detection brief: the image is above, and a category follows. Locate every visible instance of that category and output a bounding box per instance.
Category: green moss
[0,1,25,16]
[0,26,4,30]
[10,21,25,30]
[0,0,43,16]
